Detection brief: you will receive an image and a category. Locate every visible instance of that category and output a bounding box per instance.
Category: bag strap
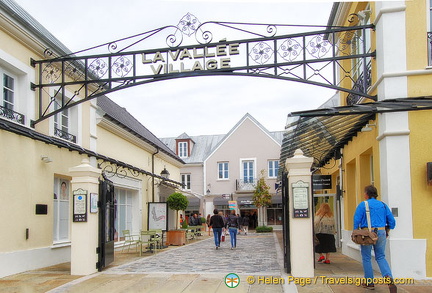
[364,200,372,232]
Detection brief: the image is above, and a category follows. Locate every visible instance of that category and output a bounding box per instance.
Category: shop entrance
[313,193,341,248]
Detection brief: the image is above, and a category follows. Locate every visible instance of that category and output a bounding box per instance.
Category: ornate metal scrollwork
[112,56,133,77]
[98,161,140,179]
[42,63,60,83]
[88,58,108,78]
[250,42,274,65]
[278,38,302,62]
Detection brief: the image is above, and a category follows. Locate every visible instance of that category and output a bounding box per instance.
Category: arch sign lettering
[31,13,375,125]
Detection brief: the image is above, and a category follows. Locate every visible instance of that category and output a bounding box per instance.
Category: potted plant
[166,192,189,245]
[252,170,272,227]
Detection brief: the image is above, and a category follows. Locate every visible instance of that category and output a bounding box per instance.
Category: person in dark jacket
[226,210,240,249]
[209,209,225,249]
[242,214,250,235]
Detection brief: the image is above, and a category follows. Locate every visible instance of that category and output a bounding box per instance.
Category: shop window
[53,178,70,243]
[115,188,133,242]
[267,204,283,225]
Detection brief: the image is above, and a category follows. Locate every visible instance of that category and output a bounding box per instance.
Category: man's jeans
[360,229,393,283]
[213,228,222,247]
[228,227,238,248]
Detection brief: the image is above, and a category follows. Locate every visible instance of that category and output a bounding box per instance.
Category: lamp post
[160,167,170,179]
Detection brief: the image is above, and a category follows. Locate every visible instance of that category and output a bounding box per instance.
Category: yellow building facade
[0,1,183,277]
[321,1,432,279]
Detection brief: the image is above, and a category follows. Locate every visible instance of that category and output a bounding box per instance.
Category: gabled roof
[97,96,183,164]
[160,113,284,164]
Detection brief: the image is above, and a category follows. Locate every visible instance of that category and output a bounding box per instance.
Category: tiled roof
[97,96,183,163]
[160,113,284,164]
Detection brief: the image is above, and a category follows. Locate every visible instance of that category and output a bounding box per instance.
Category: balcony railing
[54,127,76,143]
[236,179,257,192]
[0,105,25,124]
[428,32,432,66]
[346,60,372,106]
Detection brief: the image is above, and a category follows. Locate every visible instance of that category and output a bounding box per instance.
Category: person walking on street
[314,203,336,264]
[226,210,240,249]
[206,214,212,236]
[242,214,249,235]
[354,185,397,292]
[209,209,225,249]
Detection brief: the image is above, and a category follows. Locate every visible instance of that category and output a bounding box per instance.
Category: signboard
[228,201,237,210]
[312,175,332,190]
[292,181,309,218]
[148,202,168,231]
[73,188,87,222]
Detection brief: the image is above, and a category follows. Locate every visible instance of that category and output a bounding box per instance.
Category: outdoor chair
[149,229,163,249]
[140,230,159,255]
[121,230,140,253]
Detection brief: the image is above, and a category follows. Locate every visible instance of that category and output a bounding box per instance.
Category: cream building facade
[282,1,432,279]
[0,0,183,277]
[162,113,284,229]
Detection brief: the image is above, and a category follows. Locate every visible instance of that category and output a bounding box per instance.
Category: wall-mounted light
[160,167,170,179]
[41,156,53,163]
[361,123,376,132]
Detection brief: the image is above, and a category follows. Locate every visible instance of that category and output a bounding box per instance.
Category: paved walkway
[46,233,290,293]
[2,232,432,292]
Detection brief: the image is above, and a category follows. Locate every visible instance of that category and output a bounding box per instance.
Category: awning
[280,97,432,168]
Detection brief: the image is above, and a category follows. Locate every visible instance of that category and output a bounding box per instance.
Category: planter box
[166,230,186,246]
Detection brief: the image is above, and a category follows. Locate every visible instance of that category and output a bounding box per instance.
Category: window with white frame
[181,174,191,190]
[1,69,24,124]
[242,160,255,183]
[53,94,76,142]
[115,188,133,242]
[53,178,70,243]
[218,162,229,179]
[2,72,14,110]
[268,160,279,178]
[178,141,188,158]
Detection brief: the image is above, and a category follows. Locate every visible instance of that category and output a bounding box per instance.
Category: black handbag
[351,201,378,245]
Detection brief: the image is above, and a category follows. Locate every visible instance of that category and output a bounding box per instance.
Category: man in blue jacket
[353,185,396,292]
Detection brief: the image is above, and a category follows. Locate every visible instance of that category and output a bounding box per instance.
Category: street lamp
[160,167,170,179]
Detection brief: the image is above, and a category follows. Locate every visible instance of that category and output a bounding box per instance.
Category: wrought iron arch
[31,13,375,126]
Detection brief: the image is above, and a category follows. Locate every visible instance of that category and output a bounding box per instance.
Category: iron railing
[428,32,432,66]
[0,105,25,124]
[54,127,76,143]
[236,179,257,192]
[346,60,372,106]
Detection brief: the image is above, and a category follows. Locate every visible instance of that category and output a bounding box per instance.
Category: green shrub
[181,221,189,229]
[255,226,273,233]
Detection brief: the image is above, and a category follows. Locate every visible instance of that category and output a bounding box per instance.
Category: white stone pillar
[69,159,101,275]
[286,149,314,277]
[374,1,426,279]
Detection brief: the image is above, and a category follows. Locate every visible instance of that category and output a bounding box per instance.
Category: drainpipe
[152,147,159,202]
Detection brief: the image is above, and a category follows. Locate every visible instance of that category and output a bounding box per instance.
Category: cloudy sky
[14,0,337,137]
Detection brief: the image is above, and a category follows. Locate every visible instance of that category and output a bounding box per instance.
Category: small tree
[252,170,272,226]
[166,192,189,229]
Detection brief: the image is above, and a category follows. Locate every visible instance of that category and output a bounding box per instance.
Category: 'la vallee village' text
[141,43,240,74]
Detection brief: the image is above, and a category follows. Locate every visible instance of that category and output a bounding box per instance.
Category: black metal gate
[281,171,291,273]
[97,178,115,271]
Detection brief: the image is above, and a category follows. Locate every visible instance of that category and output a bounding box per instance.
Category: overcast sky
[14,0,337,137]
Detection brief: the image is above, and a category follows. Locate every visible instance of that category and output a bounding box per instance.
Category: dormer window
[175,133,194,159]
[178,141,188,158]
